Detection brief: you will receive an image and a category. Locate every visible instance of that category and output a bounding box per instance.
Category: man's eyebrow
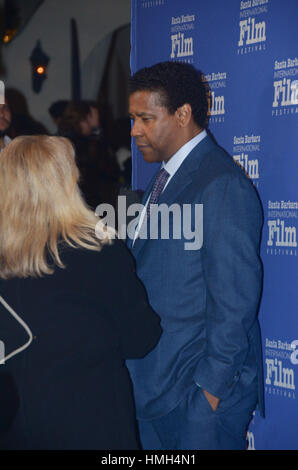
[129,112,154,118]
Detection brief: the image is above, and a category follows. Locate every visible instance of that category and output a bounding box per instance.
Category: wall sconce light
[2,29,18,44]
[29,40,50,93]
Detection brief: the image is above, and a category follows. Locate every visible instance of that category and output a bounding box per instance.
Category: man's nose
[130,120,143,137]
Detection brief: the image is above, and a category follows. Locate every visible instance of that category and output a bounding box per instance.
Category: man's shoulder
[191,136,241,182]
[190,137,261,204]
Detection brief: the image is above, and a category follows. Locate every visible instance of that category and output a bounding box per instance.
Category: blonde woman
[0,135,161,450]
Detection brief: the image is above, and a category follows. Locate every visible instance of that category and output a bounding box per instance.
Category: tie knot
[155,168,170,186]
[152,168,170,196]
[146,168,170,219]
[157,168,169,176]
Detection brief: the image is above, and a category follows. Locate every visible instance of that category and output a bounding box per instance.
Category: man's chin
[138,147,159,163]
[0,123,8,132]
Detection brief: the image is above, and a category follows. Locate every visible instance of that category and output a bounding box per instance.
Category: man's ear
[175,103,192,127]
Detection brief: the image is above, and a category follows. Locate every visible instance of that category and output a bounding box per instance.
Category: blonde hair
[0,135,111,279]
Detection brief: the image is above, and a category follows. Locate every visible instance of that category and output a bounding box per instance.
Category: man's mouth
[136,143,150,148]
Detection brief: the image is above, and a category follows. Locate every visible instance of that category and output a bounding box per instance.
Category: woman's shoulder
[56,238,136,300]
[60,238,135,274]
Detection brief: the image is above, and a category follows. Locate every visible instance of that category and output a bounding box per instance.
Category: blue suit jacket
[127,134,264,421]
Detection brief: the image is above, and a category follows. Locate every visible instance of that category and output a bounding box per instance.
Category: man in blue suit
[127,61,264,450]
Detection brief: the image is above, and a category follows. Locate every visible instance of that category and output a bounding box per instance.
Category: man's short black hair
[129,61,208,129]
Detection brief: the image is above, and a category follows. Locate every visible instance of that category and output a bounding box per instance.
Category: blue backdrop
[130,0,298,450]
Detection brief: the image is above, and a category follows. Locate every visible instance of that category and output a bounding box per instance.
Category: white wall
[1,0,131,132]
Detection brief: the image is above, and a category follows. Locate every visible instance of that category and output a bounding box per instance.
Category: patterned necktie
[146,168,170,219]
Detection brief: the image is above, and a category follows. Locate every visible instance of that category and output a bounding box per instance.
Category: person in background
[59,101,120,210]
[0,135,161,450]
[112,116,132,188]
[48,100,69,135]
[80,100,102,137]
[0,102,11,151]
[60,100,102,139]
[127,61,264,450]
[5,87,48,138]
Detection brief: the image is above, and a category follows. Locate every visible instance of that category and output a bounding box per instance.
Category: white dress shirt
[133,129,207,244]
[0,135,11,152]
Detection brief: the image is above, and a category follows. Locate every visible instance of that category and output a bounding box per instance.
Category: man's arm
[193,170,263,402]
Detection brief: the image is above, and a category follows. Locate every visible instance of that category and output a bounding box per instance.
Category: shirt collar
[162,129,207,176]
[4,135,11,146]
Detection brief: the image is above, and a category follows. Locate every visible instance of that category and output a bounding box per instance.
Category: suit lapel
[131,135,215,258]
[129,170,159,254]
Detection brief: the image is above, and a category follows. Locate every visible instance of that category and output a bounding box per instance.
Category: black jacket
[0,239,161,449]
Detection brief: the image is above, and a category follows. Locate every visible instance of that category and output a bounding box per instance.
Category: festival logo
[170,13,195,63]
[272,58,298,117]
[204,72,227,124]
[265,338,296,400]
[232,132,261,186]
[291,341,298,365]
[266,200,297,256]
[237,0,268,55]
[246,430,255,450]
